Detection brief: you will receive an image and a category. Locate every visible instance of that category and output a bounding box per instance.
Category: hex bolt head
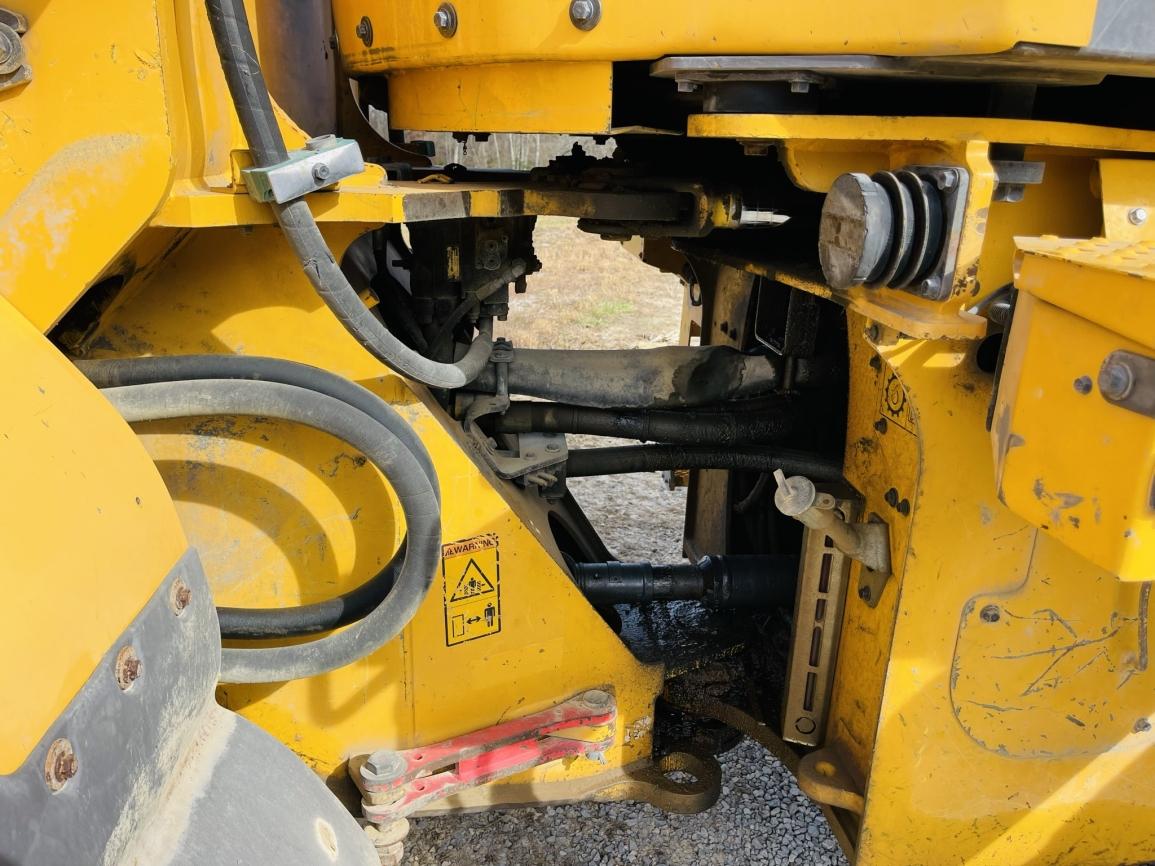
[1099,361,1135,401]
[170,578,192,615]
[980,604,1001,623]
[362,749,407,783]
[433,3,458,38]
[355,16,373,46]
[569,0,602,30]
[44,738,77,792]
[115,645,143,691]
[312,162,332,182]
[579,688,613,709]
[1128,207,1148,226]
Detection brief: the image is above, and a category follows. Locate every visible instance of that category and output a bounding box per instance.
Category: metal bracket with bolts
[241,134,364,204]
[772,470,892,578]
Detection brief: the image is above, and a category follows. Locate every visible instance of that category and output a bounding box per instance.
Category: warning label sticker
[442,533,501,646]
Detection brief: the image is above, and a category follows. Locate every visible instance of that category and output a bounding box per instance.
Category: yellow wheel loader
[2,1,1154,863]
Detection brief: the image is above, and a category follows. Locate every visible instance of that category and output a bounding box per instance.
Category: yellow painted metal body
[331,0,1097,133]
[85,223,664,785]
[830,316,1155,865]
[0,295,189,773]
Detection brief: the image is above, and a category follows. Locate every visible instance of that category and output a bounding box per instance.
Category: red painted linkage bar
[358,690,616,823]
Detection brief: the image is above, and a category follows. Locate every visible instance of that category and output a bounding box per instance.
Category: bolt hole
[980,604,1001,623]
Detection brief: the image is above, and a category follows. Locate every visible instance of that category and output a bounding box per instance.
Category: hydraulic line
[466,345,781,409]
[489,400,793,444]
[99,378,441,683]
[571,555,797,608]
[565,444,842,479]
[79,354,436,639]
[204,0,501,389]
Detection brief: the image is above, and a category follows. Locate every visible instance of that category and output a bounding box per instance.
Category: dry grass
[495,217,684,350]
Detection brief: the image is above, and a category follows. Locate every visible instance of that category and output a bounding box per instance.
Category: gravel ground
[404,739,845,866]
[402,219,847,865]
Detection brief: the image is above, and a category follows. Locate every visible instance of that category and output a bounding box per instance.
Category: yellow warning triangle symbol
[450,558,495,601]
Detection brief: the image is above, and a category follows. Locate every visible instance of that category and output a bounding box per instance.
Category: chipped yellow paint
[994,266,1155,581]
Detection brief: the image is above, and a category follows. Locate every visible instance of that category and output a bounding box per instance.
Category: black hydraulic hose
[490,400,793,444]
[99,379,441,684]
[565,444,842,480]
[204,0,497,389]
[78,354,437,639]
[571,555,798,608]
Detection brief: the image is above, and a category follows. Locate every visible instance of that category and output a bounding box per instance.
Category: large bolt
[579,688,613,709]
[1128,207,1148,226]
[362,749,407,783]
[355,16,373,47]
[44,738,77,792]
[569,0,602,30]
[1099,360,1135,401]
[433,3,458,38]
[115,645,143,691]
[0,23,22,75]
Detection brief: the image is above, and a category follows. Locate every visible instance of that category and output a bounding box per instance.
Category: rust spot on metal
[115,644,143,690]
[44,738,76,791]
[170,578,192,615]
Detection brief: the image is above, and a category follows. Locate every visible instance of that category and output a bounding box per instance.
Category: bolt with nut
[433,3,457,37]
[569,0,601,30]
[355,16,373,46]
[1099,360,1135,401]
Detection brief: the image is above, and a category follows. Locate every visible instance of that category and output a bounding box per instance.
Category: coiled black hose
[204,0,496,389]
[97,376,440,684]
[79,355,437,640]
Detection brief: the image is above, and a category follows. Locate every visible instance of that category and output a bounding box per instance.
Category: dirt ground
[495,216,684,353]
[496,216,690,561]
